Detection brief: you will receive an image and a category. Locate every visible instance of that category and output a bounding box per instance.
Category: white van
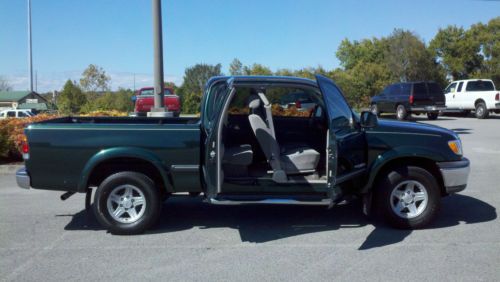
[444,79,500,119]
[0,109,35,119]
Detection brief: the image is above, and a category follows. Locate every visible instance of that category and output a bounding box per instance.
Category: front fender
[77,147,170,192]
[361,146,446,194]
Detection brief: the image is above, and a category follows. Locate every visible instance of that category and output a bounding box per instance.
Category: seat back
[248,95,282,171]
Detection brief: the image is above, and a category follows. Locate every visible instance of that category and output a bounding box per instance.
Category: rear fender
[77,147,171,192]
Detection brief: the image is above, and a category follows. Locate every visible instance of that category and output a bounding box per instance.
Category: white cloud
[3,71,182,93]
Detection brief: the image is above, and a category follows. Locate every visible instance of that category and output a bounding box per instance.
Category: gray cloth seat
[222,144,253,166]
[247,94,320,177]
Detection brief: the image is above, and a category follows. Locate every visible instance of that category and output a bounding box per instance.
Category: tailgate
[412,82,445,106]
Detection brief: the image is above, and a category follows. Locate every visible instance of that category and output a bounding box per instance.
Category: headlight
[448,140,463,155]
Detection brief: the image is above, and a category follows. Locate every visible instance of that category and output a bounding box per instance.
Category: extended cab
[133,87,181,117]
[444,79,500,119]
[16,75,470,234]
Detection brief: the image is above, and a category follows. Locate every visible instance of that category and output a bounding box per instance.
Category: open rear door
[315,75,341,202]
[202,78,234,199]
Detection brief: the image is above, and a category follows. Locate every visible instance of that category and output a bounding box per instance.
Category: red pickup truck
[133,87,181,117]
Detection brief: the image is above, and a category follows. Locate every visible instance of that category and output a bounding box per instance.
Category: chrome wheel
[106,185,146,223]
[390,180,428,219]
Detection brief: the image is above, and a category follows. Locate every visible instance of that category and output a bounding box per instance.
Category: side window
[7,111,15,118]
[270,88,319,118]
[320,82,353,134]
[456,82,463,92]
[413,83,427,96]
[445,83,457,94]
[466,81,495,92]
[18,111,28,117]
[382,86,391,96]
[0,112,4,117]
[391,84,402,96]
[206,82,228,122]
[401,84,411,95]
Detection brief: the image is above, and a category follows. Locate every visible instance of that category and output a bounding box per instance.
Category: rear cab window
[413,83,427,96]
[427,83,444,96]
[465,81,495,92]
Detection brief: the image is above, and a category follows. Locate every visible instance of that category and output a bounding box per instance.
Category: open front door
[315,75,342,201]
[202,78,234,199]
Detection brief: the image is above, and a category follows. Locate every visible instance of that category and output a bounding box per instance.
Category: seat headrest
[248,95,261,109]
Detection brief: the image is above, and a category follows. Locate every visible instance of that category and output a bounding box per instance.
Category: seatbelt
[257,92,286,183]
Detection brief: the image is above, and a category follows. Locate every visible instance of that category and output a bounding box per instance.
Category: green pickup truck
[16,75,470,234]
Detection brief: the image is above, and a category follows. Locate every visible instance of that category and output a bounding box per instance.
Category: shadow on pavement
[62,194,496,250]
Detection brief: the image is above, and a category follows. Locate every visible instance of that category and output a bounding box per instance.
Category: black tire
[475,102,489,119]
[374,166,441,229]
[370,104,380,116]
[427,112,439,120]
[396,105,408,121]
[93,171,161,235]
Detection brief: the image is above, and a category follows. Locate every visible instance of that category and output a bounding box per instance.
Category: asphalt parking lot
[1,114,499,281]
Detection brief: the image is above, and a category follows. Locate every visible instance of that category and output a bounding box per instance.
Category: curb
[0,164,23,175]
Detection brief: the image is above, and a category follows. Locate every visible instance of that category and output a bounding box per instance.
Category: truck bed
[25,116,202,193]
[37,116,199,125]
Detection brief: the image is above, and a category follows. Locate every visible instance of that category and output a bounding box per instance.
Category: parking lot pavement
[1,116,499,281]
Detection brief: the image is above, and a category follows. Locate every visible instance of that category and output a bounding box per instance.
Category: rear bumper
[16,167,31,189]
[495,102,500,109]
[409,106,446,112]
[437,158,470,194]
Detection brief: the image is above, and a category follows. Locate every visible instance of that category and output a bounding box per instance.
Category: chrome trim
[16,167,31,189]
[170,165,199,172]
[438,158,470,193]
[409,106,447,111]
[209,198,332,206]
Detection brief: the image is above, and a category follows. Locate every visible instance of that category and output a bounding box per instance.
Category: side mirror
[360,111,378,128]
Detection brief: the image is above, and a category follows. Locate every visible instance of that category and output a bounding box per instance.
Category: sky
[1,0,499,92]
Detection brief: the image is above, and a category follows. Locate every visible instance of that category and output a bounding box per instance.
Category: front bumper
[409,106,447,112]
[437,158,470,193]
[16,167,31,189]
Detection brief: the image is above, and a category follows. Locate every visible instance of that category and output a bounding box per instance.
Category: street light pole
[149,0,168,117]
[28,0,33,93]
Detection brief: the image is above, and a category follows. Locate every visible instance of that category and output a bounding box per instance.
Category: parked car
[279,91,317,111]
[444,79,500,119]
[17,75,470,234]
[133,87,181,117]
[0,109,34,119]
[370,82,446,120]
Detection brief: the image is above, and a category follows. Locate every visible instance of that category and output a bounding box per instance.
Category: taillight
[409,95,414,104]
[295,101,302,109]
[21,135,29,160]
[495,93,499,101]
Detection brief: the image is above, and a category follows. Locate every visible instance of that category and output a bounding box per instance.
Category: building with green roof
[0,91,52,112]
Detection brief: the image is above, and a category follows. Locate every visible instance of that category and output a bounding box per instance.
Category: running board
[208,198,332,206]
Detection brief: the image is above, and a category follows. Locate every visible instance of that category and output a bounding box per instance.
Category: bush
[0,114,58,160]
[0,110,127,161]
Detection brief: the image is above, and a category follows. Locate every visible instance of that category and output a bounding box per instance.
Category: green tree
[429,25,482,80]
[243,63,273,75]
[229,58,244,75]
[90,88,134,112]
[57,80,87,114]
[470,17,500,85]
[178,63,223,113]
[0,76,12,91]
[80,64,111,94]
[385,29,445,83]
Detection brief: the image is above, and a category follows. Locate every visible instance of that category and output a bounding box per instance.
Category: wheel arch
[78,147,172,194]
[474,98,486,107]
[362,154,446,196]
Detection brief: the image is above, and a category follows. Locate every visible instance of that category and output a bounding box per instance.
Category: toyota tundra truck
[16,75,470,234]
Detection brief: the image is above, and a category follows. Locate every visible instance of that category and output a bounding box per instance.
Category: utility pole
[28,0,33,93]
[148,0,170,117]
